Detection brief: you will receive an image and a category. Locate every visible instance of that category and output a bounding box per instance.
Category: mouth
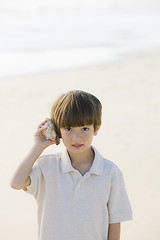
[72,144,84,149]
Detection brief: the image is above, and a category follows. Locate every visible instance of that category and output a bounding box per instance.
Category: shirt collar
[61,146,104,176]
[61,149,75,173]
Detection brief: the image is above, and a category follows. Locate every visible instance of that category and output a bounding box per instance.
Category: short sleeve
[25,163,43,201]
[107,166,132,223]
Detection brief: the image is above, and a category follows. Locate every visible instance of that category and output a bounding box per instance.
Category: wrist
[32,144,45,154]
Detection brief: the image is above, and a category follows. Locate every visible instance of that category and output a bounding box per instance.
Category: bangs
[51,90,102,137]
[58,91,101,128]
[60,101,95,128]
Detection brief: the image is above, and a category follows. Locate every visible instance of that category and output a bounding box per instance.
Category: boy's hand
[10,119,57,191]
[34,119,57,150]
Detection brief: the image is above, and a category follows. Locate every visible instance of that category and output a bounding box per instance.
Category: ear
[94,125,101,136]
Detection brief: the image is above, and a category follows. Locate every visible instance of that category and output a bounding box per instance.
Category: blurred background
[0,1,160,240]
[1,0,160,77]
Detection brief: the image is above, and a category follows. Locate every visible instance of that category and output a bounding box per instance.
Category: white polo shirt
[27,146,132,240]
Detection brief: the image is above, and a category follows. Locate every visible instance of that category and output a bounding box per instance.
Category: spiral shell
[42,119,60,145]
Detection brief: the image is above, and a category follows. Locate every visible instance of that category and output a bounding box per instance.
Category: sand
[1,49,160,240]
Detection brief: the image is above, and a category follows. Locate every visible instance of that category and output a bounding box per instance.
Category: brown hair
[50,90,102,138]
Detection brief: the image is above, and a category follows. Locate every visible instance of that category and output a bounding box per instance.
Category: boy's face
[60,124,100,155]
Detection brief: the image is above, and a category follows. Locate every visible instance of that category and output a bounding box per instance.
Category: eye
[82,127,89,131]
[65,128,72,132]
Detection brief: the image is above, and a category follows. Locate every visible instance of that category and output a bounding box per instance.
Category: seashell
[41,119,60,145]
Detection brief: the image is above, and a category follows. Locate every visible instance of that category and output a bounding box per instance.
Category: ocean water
[0,6,160,77]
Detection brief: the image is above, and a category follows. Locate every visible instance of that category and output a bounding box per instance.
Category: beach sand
[1,49,160,240]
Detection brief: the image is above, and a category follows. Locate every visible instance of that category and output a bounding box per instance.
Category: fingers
[37,119,48,130]
[34,127,44,136]
[35,119,58,147]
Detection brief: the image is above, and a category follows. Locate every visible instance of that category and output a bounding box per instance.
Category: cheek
[85,133,94,141]
[61,133,70,143]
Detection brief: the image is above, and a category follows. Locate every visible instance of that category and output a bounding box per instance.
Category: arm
[10,119,56,190]
[108,223,121,240]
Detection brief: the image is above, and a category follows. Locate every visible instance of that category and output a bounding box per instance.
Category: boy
[11,90,132,240]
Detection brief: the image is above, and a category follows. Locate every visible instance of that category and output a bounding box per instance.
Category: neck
[67,147,95,175]
[67,147,95,166]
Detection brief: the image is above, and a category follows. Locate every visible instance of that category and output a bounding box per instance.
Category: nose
[72,131,82,141]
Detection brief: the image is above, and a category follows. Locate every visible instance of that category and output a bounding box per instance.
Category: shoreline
[1,48,160,81]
